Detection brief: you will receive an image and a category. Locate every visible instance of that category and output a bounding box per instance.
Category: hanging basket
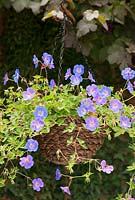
[35,117,106,165]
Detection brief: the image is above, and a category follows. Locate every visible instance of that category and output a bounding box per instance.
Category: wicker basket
[35,117,106,165]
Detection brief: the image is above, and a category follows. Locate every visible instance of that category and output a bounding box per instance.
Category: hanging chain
[57,13,66,85]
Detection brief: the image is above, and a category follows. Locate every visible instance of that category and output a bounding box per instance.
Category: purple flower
[99,86,111,98]
[86,84,99,97]
[65,68,72,80]
[120,116,131,129]
[33,54,39,68]
[77,106,87,117]
[19,155,34,169]
[13,69,20,84]
[34,106,48,120]
[73,64,84,75]
[23,87,35,100]
[88,71,95,82]
[121,67,135,80]
[70,75,82,85]
[32,178,44,192]
[60,186,71,195]
[30,118,44,132]
[109,99,123,112]
[93,94,107,105]
[42,52,55,69]
[127,81,134,94]
[100,160,114,174]
[85,117,99,131]
[3,72,9,85]
[25,139,38,152]
[81,98,96,112]
[49,79,56,89]
[55,169,61,181]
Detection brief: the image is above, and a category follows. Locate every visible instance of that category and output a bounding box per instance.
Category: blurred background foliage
[0,0,135,199]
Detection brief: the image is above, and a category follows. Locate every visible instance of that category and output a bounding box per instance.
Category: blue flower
[60,186,71,195]
[86,84,99,97]
[93,94,107,105]
[30,118,44,132]
[121,67,135,80]
[81,98,96,112]
[70,75,82,85]
[13,69,20,84]
[25,139,39,152]
[32,178,44,192]
[99,86,111,98]
[85,117,99,131]
[127,81,134,94]
[73,64,84,75]
[33,54,39,68]
[120,116,131,129]
[55,169,61,180]
[77,106,87,117]
[49,79,56,89]
[34,106,48,119]
[42,52,55,69]
[64,68,72,80]
[23,87,35,100]
[3,72,8,85]
[88,71,95,82]
[109,99,123,112]
[19,155,34,169]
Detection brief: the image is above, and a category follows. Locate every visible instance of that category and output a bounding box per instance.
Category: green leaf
[67,136,74,146]
[76,138,87,149]
[127,162,135,171]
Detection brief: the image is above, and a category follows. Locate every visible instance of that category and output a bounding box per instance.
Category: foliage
[0,52,135,199]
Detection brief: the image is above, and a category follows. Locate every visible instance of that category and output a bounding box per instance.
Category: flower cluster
[19,138,44,191]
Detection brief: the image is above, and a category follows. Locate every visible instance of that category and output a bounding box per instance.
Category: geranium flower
[55,169,61,181]
[64,68,72,80]
[93,93,107,105]
[99,86,111,98]
[60,186,71,195]
[34,106,48,120]
[13,69,20,84]
[73,64,84,75]
[85,116,99,131]
[121,67,135,80]
[3,72,9,85]
[127,81,134,94]
[70,75,82,85]
[88,71,95,82]
[42,52,55,69]
[49,79,56,89]
[77,106,87,117]
[30,118,44,132]
[19,155,34,169]
[100,160,114,174]
[23,87,35,100]
[25,139,39,152]
[32,178,44,192]
[109,99,123,112]
[120,116,131,129]
[81,98,96,112]
[33,54,39,68]
[86,84,99,97]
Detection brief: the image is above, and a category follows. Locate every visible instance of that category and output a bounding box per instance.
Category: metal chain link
[57,14,66,85]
